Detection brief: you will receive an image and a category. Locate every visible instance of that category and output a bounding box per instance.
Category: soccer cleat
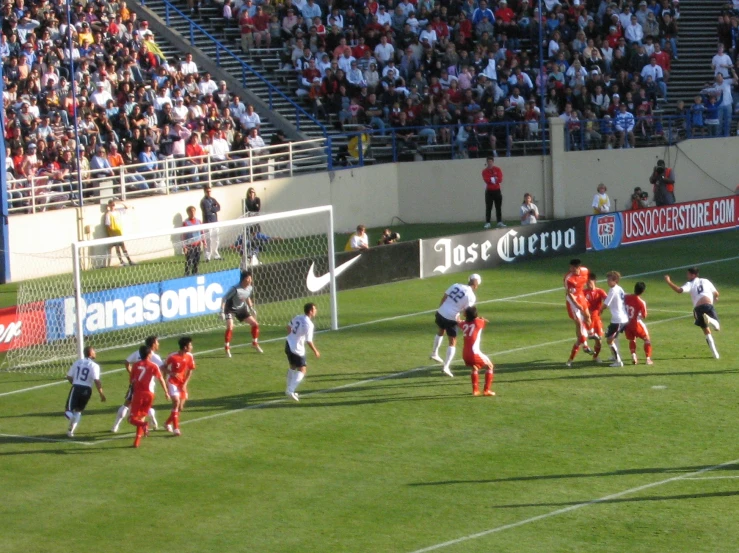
[430,354,444,364]
[111,425,119,433]
[473,390,481,396]
[225,345,232,358]
[173,429,181,437]
[151,420,158,431]
[632,354,638,365]
[646,358,654,365]
[442,366,454,378]
[252,342,264,353]
[713,351,720,359]
[497,222,507,228]
[610,361,624,367]
[566,360,573,367]
[483,390,496,396]
[583,346,595,356]
[483,223,491,229]
[593,356,604,364]
[67,430,74,438]
[166,423,174,434]
[289,392,300,402]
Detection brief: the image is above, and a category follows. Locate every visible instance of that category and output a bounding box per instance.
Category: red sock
[570,344,580,360]
[594,341,602,356]
[645,342,652,357]
[578,333,587,345]
[134,426,144,447]
[471,370,479,393]
[225,329,233,344]
[173,411,180,430]
[484,369,493,392]
[251,324,260,341]
[629,340,637,355]
[166,411,176,426]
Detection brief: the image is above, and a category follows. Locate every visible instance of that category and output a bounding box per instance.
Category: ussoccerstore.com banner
[588,196,737,250]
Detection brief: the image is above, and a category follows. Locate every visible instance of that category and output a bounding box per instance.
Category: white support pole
[327,205,338,330]
[71,242,85,360]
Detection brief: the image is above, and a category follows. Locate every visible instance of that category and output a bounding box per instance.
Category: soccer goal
[5,205,338,375]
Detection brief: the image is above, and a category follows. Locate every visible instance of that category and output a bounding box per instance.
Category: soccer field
[1,232,738,553]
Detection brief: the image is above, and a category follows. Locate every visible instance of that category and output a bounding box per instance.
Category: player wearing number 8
[430,274,482,378]
[461,306,495,397]
[65,346,106,438]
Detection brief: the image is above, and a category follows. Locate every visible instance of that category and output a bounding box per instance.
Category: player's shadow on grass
[0,406,120,419]
[0,443,133,456]
[501,365,739,383]
[489,490,739,509]
[408,463,739,486]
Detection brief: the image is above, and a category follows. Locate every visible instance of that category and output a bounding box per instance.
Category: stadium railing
[146,0,327,136]
[7,138,328,214]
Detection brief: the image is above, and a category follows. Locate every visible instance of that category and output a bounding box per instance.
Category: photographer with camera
[378,229,401,246]
[629,187,650,210]
[649,160,676,206]
[520,193,539,225]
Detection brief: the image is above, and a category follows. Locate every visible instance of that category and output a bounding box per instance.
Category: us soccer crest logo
[588,213,623,251]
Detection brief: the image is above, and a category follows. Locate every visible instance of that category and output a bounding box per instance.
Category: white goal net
[4,205,337,375]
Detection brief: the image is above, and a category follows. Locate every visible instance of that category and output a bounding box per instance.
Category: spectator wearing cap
[252,6,271,47]
[91,81,113,108]
[281,7,298,40]
[376,5,392,26]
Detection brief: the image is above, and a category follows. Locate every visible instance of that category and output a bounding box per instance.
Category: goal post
[6,205,338,375]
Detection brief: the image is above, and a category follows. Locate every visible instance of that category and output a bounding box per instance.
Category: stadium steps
[667,0,727,110]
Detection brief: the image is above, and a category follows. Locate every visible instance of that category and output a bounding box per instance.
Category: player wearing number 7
[664,267,721,359]
[64,346,106,438]
[460,306,495,397]
[430,274,482,378]
[128,345,170,448]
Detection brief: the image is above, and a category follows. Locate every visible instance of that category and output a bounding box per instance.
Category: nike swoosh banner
[250,240,421,305]
[420,217,587,278]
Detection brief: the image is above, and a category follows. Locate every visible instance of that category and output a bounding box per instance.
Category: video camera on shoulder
[378,229,401,246]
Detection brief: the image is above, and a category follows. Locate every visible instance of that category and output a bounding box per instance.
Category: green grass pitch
[1,232,738,553]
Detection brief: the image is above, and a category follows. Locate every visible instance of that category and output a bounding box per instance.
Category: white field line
[407,457,739,553]
[83,313,691,446]
[682,475,739,481]
[507,299,689,315]
[1,252,735,400]
[0,432,94,445]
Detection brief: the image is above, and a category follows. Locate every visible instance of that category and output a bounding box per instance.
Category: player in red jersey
[624,282,653,365]
[128,345,170,448]
[460,306,495,397]
[564,259,594,366]
[583,273,609,363]
[163,336,196,436]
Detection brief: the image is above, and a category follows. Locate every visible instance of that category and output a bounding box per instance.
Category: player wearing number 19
[221,270,262,357]
[285,303,320,402]
[430,274,482,378]
[64,347,106,438]
[461,306,495,397]
[128,345,170,448]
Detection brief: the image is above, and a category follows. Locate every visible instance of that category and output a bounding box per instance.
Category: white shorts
[167,381,182,398]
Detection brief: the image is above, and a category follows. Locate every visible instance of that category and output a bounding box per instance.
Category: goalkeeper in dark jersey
[220,270,262,357]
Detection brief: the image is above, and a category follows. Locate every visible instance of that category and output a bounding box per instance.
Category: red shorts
[625,321,649,341]
[590,315,604,337]
[129,391,154,420]
[463,352,492,369]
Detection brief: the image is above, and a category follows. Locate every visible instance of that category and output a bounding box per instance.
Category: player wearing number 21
[285,303,320,402]
[430,274,482,378]
[461,306,495,397]
[128,345,170,448]
[65,347,106,438]
[664,267,721,359]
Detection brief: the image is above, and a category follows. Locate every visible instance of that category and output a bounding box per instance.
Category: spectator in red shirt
[482,155,505,229]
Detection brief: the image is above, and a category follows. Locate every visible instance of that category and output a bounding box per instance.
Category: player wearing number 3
[461,306,495,397]
[64,347,106,438]
[430,274,482,378]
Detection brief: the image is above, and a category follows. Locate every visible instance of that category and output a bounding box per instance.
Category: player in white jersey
[221,270,262,357]
[664,267,721,359]
[111,335,163,432]
[284,302,320,401]
[602,271,629,367]
[430,274,482,377]
[65,346,106,437]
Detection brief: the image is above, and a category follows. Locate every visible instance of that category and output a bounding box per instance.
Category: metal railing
[562,114,695,151]
[144,0,327,136]
[7,138,327,214]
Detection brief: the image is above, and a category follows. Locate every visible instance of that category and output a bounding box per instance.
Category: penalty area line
[0,432,94,446]
[407,457,739,553]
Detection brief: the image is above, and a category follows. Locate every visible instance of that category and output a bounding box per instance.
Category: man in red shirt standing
[482,155,505,229]
[129,346,170,448]
[164,337,196,436]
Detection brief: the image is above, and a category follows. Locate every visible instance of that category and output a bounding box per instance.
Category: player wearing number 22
[65,346,106,438]
[460,306,495,397]
[128,345,170,448]
[624,282,653,365]
[430,274,482,378]
[221,270,262,358]
[163,337,196,436]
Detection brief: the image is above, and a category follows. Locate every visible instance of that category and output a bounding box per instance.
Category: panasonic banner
[420,218,587,277]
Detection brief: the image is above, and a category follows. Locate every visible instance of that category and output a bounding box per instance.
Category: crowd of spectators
[234,0,683,154]
[2,0,280,212]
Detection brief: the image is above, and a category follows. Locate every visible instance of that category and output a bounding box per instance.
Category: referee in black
[65,346,106,438]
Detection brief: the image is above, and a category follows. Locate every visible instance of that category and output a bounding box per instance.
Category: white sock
[432,335,443,356]
[286,369,294,393]
[610,343,621,362]
[65,410,73,420]
[148,408,158,426]
[706,335,719,358]
[113,405,129,429]
[293,371,305,392]
[443,346,456,368]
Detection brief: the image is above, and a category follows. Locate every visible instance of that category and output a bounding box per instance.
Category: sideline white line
[408,457,739,553]
[0,432,94,445]
[2,253,736,399]
[84,313,691,446]
[683,475,739,481]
